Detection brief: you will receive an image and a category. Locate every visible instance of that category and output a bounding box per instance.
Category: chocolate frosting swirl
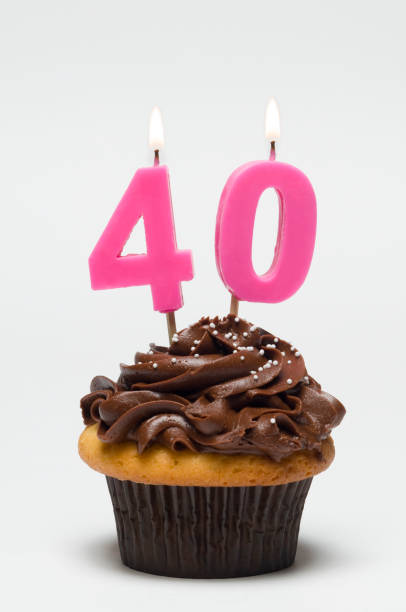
[81,316,345,461]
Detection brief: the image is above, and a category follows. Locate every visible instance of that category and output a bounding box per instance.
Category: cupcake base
[106,477,312,578]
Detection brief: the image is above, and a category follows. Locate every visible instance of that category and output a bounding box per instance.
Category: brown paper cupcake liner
[106,476,312,578]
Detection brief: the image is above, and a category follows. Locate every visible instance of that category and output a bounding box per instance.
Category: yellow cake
[79,423,335,486]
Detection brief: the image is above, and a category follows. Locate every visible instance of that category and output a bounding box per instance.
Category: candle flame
[149,106,165,150]
[265,97,280,141]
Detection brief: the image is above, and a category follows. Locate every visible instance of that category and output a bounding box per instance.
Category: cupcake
[79,315,345,578]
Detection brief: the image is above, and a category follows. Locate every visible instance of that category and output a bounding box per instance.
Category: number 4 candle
[89,107,194,340]
[215,98,317,316]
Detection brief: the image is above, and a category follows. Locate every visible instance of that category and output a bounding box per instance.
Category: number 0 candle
[215,98,317,313]
[89,108,194,325]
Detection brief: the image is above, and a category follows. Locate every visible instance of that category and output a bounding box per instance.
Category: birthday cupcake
[79,315,344,578]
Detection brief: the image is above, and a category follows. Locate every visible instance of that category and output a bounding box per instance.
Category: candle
[89,108,194,337]
[215,98,317,314]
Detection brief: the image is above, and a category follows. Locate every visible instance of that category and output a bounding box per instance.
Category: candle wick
[270,141,276,161]
[154,149,160,166]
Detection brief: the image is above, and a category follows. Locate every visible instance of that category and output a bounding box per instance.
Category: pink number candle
[215,98,317,313]
[89,108,194,327]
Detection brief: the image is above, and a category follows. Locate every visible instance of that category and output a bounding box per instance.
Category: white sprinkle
[233,342,237,347]
[250,370,256,375]
[272,360,278,366]
[295,351,301,357]
[287,360,292,364]
[240,356,245,361]
[148,350,154,354]
[304,376,310,384]
[287,378,293,384]
[258,366,264,372]
[266,344,272,348]
[194,353,200,358]
[232,335,237,340]
[273,338,279,343]
[270,417,276,424]
[209,323,216,329]
[212,330,218,336]
[194,339,199,345]
[243,332,248,337]
[281,351,286,356]
[246,346,254,351]
[191,346,195,352]
[264,363,271,369]
[250,326,256,332]
[234,317,240,323]
[233,350,237,354]
[171,358,177,364]
[138,361,142,364]
[259,349,264,355]
[253,375,258,381]
[153,363,158,369]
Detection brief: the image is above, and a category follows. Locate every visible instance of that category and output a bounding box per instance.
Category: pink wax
[89,165,193,313]
[215,160,317,303]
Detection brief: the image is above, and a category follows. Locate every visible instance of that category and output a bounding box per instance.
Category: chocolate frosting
[81,316,345,461]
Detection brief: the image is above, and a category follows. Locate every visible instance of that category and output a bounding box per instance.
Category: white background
[1,1,405,610]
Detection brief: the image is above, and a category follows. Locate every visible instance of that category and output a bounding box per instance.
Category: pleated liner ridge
[106,477,312,578]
